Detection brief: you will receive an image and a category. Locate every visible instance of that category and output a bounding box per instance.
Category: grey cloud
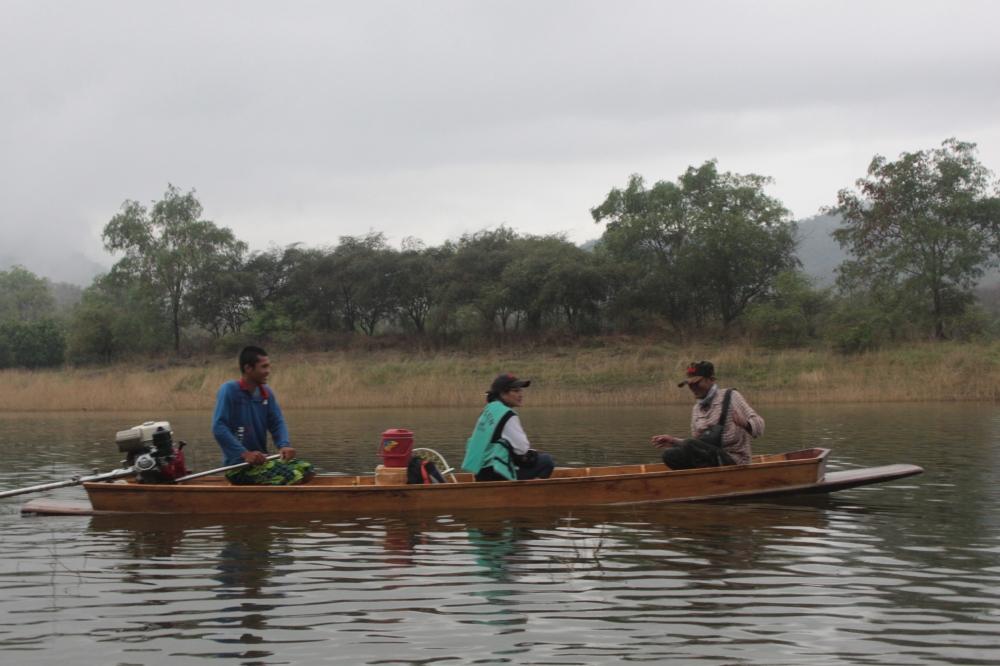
[2,1,999,283]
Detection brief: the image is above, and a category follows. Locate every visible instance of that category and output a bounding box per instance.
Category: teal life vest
[462,401,517,480]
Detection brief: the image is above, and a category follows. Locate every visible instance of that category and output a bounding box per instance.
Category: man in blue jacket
[212,345,314,485]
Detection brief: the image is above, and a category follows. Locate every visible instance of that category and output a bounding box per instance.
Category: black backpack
[407,457,446,484]
[696,389,736,466]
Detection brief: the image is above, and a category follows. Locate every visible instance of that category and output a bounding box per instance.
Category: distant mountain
[794,214,846,286]
[0,252,106,287]
[793,214,1000,289]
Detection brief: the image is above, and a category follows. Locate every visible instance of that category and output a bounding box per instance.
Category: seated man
[462,373,555,481]
[651,360,764,469]
[212,345,314,485]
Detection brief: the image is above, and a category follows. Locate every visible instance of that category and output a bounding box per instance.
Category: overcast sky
[3,0,999,284]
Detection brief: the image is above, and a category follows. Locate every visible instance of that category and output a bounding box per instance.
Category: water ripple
[3,406,1000,664]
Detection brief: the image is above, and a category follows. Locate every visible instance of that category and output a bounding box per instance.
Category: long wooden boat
[20,448,923,516]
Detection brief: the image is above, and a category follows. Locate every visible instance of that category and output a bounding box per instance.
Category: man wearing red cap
[651,361,764,469]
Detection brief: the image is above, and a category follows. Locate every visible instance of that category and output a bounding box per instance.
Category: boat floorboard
[747,464,924,498]
[21,498,100,516]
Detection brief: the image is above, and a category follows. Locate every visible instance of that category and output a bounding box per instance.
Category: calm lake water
[1,404,998,665]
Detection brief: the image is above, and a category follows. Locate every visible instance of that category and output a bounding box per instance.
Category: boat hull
[76,448,844,515]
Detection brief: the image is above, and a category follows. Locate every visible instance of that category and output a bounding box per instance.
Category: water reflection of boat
[382,503,835,583]
[83,503,835,594]
[87,514,290,592]
[23,448,922,517]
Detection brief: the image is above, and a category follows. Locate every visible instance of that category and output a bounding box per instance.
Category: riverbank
[2,341,999,412]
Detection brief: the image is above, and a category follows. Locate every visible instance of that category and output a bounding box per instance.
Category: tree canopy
[29,143,1000,365]
[0,265,55,323]
[832,139,1000,339]
[102,185,247,351]
[0,266,64,368]
[592,161,798,331]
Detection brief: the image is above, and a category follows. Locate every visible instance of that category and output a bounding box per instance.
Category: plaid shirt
[690,386,764,465]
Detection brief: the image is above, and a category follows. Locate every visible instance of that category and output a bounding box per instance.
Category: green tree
[0,319,65,368]
[542,251,605,334]
[65,297,119,363]
[681,165,798,328]
[593,169,677,331]
[832,139,1000,339]
[593,162,797,332]
[443,227,519,333]
[0,265,55,323]
[329,233,398,336]
[744,271,830,347]
[239,245,305,338]
[102,185,248,352]
[593,238,680,332]
[245,245,299,311]
[0,266,66,367]
[394,240,449,334]
[501,235,605,333]
[66,276,171,363]
[187,249,254,337]
[273,246,342,333]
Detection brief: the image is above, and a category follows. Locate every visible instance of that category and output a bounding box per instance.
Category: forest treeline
[3,138,1000,369]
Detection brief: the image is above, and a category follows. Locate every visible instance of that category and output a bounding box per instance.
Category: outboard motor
[115,421,189,483]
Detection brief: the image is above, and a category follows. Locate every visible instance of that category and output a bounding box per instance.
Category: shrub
[0,319,65,368]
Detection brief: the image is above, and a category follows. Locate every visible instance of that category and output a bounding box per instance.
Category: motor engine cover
[116,421,172,453]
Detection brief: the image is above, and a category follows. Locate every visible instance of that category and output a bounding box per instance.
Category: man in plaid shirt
[651,361,764,468]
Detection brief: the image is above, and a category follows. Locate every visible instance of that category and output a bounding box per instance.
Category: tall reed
[2,342,998,412]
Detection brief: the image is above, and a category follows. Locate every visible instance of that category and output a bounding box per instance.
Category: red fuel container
[378,428,414,467]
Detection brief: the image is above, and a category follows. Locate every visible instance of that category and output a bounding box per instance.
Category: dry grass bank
[3,341,1000,412]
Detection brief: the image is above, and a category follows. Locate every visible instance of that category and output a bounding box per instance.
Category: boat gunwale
[24,461,923,517]
[83,447,830,494]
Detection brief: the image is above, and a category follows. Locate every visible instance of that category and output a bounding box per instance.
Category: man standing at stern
[651,361,764,469]
[212,345,314,485]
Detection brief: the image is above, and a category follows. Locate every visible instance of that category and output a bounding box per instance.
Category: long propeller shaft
[0,453,283,499]
[0,467,138,499]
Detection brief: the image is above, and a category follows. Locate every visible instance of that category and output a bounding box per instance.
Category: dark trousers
[516,452,555,479]
[661,439,734,470]
[475,452,555,481]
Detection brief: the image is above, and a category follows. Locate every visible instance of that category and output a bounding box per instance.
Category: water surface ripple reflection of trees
[0,403,998,663]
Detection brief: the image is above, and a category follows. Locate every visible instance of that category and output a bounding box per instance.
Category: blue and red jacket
[212,379,291,465]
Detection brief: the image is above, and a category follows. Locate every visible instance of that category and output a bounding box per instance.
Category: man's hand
[651,434,679,448]
[241,450,267,466]
[279,447,297,461]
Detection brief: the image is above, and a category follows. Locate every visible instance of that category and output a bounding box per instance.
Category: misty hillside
[794,213,1000,290]
[794,214,846,285]
[0,252,106,287]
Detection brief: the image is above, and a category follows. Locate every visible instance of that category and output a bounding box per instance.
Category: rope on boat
[412,448,458,483]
